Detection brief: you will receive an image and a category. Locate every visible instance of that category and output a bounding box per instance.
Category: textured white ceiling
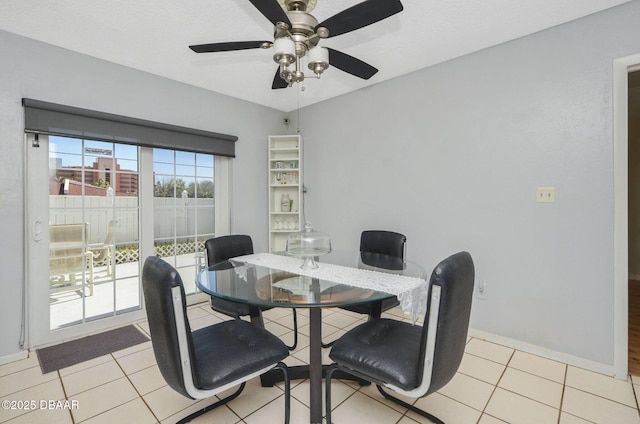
[0,0,630,112]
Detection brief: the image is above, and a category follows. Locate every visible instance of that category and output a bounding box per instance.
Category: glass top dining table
[196,250,428,424]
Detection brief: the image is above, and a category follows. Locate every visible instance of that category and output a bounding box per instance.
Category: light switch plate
[536,187,556,203]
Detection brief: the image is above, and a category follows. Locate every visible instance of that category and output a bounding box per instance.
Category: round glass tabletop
[197,250,427,309]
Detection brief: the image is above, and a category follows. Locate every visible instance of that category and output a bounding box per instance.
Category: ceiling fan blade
[248,0,292,28]
[327,48,378,80]
[316,0,403,38]
[272,69,289,89]
[189,41,272,53]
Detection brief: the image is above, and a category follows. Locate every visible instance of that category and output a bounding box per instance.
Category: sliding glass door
[27,135,226,346]
[153,149,216,295]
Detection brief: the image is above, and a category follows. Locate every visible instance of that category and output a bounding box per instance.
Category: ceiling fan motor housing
[275,10,321,57]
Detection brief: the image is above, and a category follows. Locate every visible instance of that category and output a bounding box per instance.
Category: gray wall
[0,30,286,359]
[3,0,640,368]
[296,2,640,366]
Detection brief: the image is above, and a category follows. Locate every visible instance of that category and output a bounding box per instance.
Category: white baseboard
[0,350,29,367]
[468,328,616,378]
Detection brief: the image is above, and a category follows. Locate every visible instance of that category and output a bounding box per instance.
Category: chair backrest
[416,251,474,395]
[50,222,89,245]
[142,256,194,398]
[204,235,253,269]
[92,220,116,262]
[360,230,406,259]
[104,220,115,244]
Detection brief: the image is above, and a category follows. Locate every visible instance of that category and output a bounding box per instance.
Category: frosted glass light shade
[307,47,329,74]
[308,46,328,64]
[273,38,296,66]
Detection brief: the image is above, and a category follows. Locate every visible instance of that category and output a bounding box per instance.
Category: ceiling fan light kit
[307,47,329,75]
[273,38,296,66]
[189,0,403,89]
[272,33,329,85]
[271,7,330,86]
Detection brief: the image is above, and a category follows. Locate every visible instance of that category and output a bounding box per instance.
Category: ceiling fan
[189,0,404,89]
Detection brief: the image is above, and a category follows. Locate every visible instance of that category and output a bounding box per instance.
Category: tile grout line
[564,385,640,410]
[458,349,566,386]
[115,331,235,423]
[57,368,77,424]
[463,344,640,411]
[632,376,640,412]
[110,352,161,424]
[476,343,515,423]
[67,351,165,423]
[556,363,568,424]
[445,344,637,424]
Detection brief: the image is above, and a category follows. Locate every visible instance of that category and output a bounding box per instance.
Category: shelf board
[270,147,299,151]
[270,212,299,215]
[270,168,299,172]
[270,184,299,187]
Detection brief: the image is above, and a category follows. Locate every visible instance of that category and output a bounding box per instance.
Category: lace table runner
[231,253,427,322]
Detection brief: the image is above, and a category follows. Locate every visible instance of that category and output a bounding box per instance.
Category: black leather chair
[348,230,406,314]
[142,256,291,424]
[205,235,298,350]
[325,251,474,424]
[322,230,406,348]
[360,230,406,258]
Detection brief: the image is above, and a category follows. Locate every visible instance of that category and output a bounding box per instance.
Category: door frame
[613,53,640,378]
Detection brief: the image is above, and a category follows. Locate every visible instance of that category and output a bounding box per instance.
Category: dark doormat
[36,325,149,374]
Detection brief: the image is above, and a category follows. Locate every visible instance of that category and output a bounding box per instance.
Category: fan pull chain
[296,84,302,134]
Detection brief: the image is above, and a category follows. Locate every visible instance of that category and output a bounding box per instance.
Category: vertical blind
[23,98,237,157]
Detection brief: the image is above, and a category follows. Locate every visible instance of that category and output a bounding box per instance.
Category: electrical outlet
[475,280,488,300]
[536,187,556,203]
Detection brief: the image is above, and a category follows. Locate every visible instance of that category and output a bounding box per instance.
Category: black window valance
[23,98,237,157]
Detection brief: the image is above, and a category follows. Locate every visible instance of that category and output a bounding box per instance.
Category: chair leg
[275,362,291,424]
[376,385,445,424]
[325,364,338,424]
[286,309,298,351]
[177,363,290,424]
[176,382,246,424]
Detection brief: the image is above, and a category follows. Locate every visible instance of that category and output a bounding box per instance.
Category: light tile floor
[2,304,640,423]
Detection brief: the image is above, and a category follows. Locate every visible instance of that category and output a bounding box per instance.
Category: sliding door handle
[32,219,43,242]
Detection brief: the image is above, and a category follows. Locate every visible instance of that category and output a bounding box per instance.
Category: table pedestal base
[260,307,370,423]
[260,365,372,387]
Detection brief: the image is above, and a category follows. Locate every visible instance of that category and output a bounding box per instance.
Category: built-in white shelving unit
[268,135,303,252]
